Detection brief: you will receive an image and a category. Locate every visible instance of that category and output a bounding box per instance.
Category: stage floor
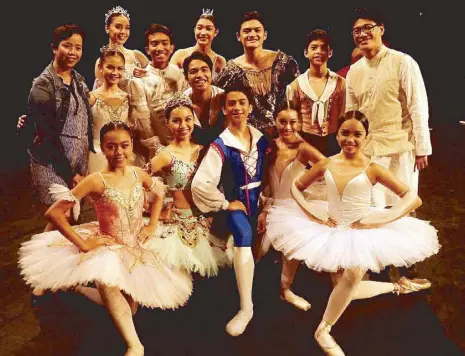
[1,123,464,355]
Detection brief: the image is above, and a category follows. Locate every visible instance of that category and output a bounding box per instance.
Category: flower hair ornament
[105,6,130,25]
[201,8,214,17]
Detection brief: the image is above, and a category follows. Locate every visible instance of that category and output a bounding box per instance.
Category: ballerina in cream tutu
[266,111,440,355]
[19,121,192,356]
[143,93,233,277]
[256,104,325,311]
[88,47,131,173]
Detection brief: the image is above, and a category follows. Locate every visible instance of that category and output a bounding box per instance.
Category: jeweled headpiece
[165,93,194,120]
[201,8,214,17]
[100,44,112,54]
[105,6,130,26]
[110,119,128,126]
[99,44,123,54]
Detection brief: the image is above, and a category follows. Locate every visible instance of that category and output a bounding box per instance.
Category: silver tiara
[165,93,194,111]
[165,93,194,120]
[99,44,111,53]
[99,44,123,54]
[105,6,130,25]
[201,8,214,17]
[109,119,127,126]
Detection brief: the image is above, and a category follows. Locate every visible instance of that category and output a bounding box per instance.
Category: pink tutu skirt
[19,222,193,309]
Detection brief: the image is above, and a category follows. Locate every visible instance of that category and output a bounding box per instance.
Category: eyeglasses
[351,24,379,37]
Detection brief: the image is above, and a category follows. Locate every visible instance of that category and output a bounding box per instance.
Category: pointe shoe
[314,321,345,356]
[226,309,253,337]
[393,277,432,295]
[125,344,144,356]
[30,293,52,309]
[280,290,311,311]
[30,288,52,309]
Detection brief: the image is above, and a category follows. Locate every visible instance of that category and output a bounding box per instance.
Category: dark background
[1,2,465,354]
[2,0,464,173]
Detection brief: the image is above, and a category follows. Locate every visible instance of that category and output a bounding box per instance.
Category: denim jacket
[27,62,95,183]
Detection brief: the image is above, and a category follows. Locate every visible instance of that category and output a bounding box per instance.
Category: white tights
[98,283,143,355]
[324,268,394,325]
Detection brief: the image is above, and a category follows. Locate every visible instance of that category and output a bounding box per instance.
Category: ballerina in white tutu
[19,121,193,356]
[266,111,440,355]
[256,104,325,311]
[143,93,233,277]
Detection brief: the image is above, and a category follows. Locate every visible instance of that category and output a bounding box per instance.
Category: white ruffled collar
[220,125,263,152]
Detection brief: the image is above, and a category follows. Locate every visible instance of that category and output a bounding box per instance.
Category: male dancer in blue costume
[192,86,269,336]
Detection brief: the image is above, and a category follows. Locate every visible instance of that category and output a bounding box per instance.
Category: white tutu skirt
[267,199,440,273]
[19,222,193,309]
[143,209,233,277]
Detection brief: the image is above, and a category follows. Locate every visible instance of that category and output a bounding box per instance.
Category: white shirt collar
[297,69,339,126]
[220,125,263,152]
[364,45,389,66]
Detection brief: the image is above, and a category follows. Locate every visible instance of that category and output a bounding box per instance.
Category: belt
[239,181,261,190]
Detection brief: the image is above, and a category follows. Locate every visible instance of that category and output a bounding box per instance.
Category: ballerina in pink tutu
[19,121,192,356]
[266,111,440,355]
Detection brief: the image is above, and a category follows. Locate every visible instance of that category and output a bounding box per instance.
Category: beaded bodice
[162,148,200,192]
[94,169,144,246]
[91,97,129,152]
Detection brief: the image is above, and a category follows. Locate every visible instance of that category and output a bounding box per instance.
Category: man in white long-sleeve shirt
[346,9,431,209]
[346,8,432,282]
[128,24,187,164]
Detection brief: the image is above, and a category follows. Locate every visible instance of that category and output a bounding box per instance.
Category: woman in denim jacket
[27,24,94,227]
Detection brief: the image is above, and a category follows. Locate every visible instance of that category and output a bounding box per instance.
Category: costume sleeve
[49,184,81,220]
[339,77,347,114]
[212,61,239,89]
[191,144,229,213]
[127,78,150,131]
[276,56,300,109]
[285,56,301,82]
[145,176,167,203]
[399,55,432,156]
[345,69,359,112]
[176,74,189,93]
[286,80,300,110]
